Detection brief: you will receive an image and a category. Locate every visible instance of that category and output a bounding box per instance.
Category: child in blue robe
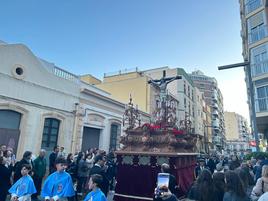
[84,174,107,201]
[9,164,36,201]
[41,157,75,201]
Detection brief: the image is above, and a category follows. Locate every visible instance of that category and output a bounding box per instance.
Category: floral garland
[141,123,184,136]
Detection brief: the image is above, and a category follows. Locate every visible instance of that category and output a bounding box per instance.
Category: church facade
[0,41,150,159]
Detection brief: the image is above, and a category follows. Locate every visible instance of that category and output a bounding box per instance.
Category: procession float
[114,71,198,201]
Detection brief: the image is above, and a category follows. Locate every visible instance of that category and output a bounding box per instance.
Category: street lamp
[218,61,260,152]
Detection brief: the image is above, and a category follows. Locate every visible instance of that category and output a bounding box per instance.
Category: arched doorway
[0,110,22,153]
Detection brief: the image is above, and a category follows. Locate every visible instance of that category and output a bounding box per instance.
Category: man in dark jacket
[89,154,109,196]
[49,146,59,174]
[194,159,207,179]
[32,149,46,200]
[0,156,12,201]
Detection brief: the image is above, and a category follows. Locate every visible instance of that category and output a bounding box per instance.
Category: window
[257,86,268,111]
[0,110,21,129]
[41,118,60,150]
[248,12,267,44]
[188,86,190,97]
[245,0,263,14]
[188,101,191,115]
[183,81,186,94]
[251,43,268,76]
[110,124,120,151]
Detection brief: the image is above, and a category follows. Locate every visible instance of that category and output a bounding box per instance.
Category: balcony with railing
[212,119,220,128]
[53,67,80,83]
[245,0,263,15]
[213,136,221,146]
[212,102,219,109]
[251,60,268,77]
[212,110,219,117]
[249,24,268,44]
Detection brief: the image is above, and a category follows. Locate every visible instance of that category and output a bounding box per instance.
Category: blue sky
[0,0,249,119]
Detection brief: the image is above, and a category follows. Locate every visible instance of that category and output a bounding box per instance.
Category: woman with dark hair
[229,155,240,170]
[224,170,250,201]
[241,163,255,186]
[77,152,89,196]
[188,169,220,201]
[66,153,77,182]
[67,153,74,166]
[235,168,254,197]
[213,172,225,201]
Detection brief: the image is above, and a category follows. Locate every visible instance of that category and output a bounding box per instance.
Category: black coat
[168,174,178,195]
[207,159,217,173]
[13,158,32,182]
[0,164,12,201]
[49,152,58,174]
[89,165,109,196]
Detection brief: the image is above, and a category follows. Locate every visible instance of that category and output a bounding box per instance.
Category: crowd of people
[0,144,116,201]
[185,154,268,201]
[152,154,268,201]
[2,143,268,201]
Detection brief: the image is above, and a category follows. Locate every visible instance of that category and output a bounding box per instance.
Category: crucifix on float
[148,70,182,102]
[148,70,182,127]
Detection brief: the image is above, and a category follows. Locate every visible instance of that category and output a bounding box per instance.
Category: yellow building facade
[224,112,240,140]
[81,71,159,114]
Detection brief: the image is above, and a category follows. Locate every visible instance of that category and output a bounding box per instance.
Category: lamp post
[218,61,260,152]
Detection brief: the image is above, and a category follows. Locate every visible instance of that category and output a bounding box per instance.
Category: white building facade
[0,42,147,159]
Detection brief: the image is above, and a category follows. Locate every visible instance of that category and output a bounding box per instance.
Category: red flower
[172,129,184,135]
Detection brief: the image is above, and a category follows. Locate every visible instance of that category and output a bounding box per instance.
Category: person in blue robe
[41,157,75,201]
[9,164,36,201]
[84,174,107,201]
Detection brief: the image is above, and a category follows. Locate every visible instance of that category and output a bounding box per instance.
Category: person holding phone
[160,163,178,196]
[154,173,177,201]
